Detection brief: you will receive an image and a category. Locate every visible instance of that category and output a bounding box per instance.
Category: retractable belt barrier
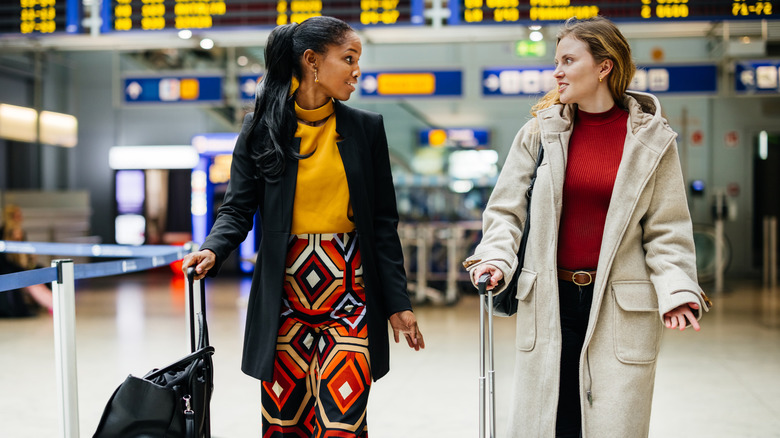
[0,240,188,292]
[0,240,192,438]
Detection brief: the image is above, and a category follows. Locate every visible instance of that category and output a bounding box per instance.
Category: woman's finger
[686,309,701,331]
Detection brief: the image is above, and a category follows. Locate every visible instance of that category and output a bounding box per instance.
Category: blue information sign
[735,61,780,94]
[418,128,490,148]
[483,64,717,96]
[360,70,462,97]
[123,76,223,104]
[238,74,263,102]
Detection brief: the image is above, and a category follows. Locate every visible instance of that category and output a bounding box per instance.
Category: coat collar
[535,92,678,292]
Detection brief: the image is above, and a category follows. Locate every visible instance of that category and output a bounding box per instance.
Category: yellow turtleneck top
[291,100,354,234]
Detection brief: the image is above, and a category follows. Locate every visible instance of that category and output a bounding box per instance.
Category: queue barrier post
[51,259,80,438]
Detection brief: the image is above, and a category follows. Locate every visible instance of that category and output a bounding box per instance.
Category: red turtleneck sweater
[557,105,628,270]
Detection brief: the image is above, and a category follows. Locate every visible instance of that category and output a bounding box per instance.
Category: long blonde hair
[531,16,636,116]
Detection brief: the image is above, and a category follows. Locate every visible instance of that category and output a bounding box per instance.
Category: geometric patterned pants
[261,232,370,437]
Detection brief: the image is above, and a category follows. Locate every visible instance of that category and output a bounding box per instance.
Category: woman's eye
[346,56,353,64]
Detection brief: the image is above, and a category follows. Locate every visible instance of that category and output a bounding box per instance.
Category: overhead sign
[516,40,546,58]
[101,0,424,33]
[482,67,556,96]
[1,0,80,34]
[735,61,780,94]
[449,0,774,24]
[483,64,717,96]
[360,70,462,97]
[123,75,222,104]
[630,65,718,94]
[419,128,490,148]
[239,74,262,102]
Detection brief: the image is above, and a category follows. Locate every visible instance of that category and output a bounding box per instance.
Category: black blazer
[202,100,413,382]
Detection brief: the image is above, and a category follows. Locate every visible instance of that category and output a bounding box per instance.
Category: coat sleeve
[369,114,413,317]
[641,141,710,318]
[201,114,264,274]
[463,119,540,292]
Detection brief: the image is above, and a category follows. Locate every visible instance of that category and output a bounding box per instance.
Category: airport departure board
[103,0,422,33]
[0,0,72,34]
[451,0,774,24]
[1,0,775,36]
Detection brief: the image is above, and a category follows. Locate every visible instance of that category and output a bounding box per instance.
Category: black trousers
[556,279,594,438]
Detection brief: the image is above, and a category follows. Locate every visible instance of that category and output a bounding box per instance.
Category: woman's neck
[295,85,330,110]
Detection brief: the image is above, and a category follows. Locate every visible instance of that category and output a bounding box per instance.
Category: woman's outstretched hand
[389,310,425,351]
[181,249,216,280]
[663,302,701,331]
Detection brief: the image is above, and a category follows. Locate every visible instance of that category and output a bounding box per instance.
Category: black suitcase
[93,267,215,438]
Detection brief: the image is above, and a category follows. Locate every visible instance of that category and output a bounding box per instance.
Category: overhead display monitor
[0,0,80,34]
[101,0,424,33]
[449,0,774,24]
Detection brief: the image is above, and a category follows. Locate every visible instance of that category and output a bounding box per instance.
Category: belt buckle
[572,271,592,287]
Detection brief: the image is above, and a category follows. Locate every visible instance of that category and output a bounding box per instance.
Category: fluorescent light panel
[109,145,200,169]
[40,111,78,147]
[0,103,38,143]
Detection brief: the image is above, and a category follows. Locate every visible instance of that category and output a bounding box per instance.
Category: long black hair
[248,16,354,183]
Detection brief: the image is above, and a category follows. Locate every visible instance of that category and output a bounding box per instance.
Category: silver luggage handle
[478,273,495,438]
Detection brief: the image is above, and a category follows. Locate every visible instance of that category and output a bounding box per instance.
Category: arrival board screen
[0,0,71,34]
[104,0,421,33]
[452,0,773,24]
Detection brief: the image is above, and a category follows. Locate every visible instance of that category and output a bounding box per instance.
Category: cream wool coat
[465,91,709,437]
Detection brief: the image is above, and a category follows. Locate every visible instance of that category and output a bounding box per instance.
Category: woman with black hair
[182,16,424,437]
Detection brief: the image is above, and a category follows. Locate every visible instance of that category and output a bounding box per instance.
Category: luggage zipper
[183,395,194,414]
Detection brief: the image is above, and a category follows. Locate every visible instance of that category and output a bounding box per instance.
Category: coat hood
[536,90,677,157]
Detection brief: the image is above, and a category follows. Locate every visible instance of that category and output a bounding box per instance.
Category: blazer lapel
[333,102,367,210]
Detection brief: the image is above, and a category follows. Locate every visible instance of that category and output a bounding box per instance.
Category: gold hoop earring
[314,68,319,83]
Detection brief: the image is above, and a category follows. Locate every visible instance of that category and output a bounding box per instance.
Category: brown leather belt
[557,269,597,286]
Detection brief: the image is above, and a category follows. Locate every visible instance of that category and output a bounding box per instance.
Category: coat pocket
[611,281,662,364]
[515,269,538,351]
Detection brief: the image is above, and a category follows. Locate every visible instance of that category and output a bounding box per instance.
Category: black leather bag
[492,144,545,317]
[93,268,214,438]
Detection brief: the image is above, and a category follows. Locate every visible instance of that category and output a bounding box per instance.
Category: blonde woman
[466,16,710,438]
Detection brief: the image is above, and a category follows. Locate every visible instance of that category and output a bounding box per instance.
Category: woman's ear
[600,59,614,78]
[302,49,318,72]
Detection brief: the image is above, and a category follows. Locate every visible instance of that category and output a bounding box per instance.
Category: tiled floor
[2,272,779,437]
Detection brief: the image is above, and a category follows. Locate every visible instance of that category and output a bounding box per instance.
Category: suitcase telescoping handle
[478,273,496,438]
[186,267,210,352]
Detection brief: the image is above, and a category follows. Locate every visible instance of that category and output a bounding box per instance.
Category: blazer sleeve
[369,114,413,317]
[201,114,264,274]
[641,141,709,318]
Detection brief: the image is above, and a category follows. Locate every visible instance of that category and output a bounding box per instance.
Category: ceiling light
[199,38,214,50]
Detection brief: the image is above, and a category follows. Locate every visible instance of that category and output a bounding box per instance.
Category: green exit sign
[515,40,546,58]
